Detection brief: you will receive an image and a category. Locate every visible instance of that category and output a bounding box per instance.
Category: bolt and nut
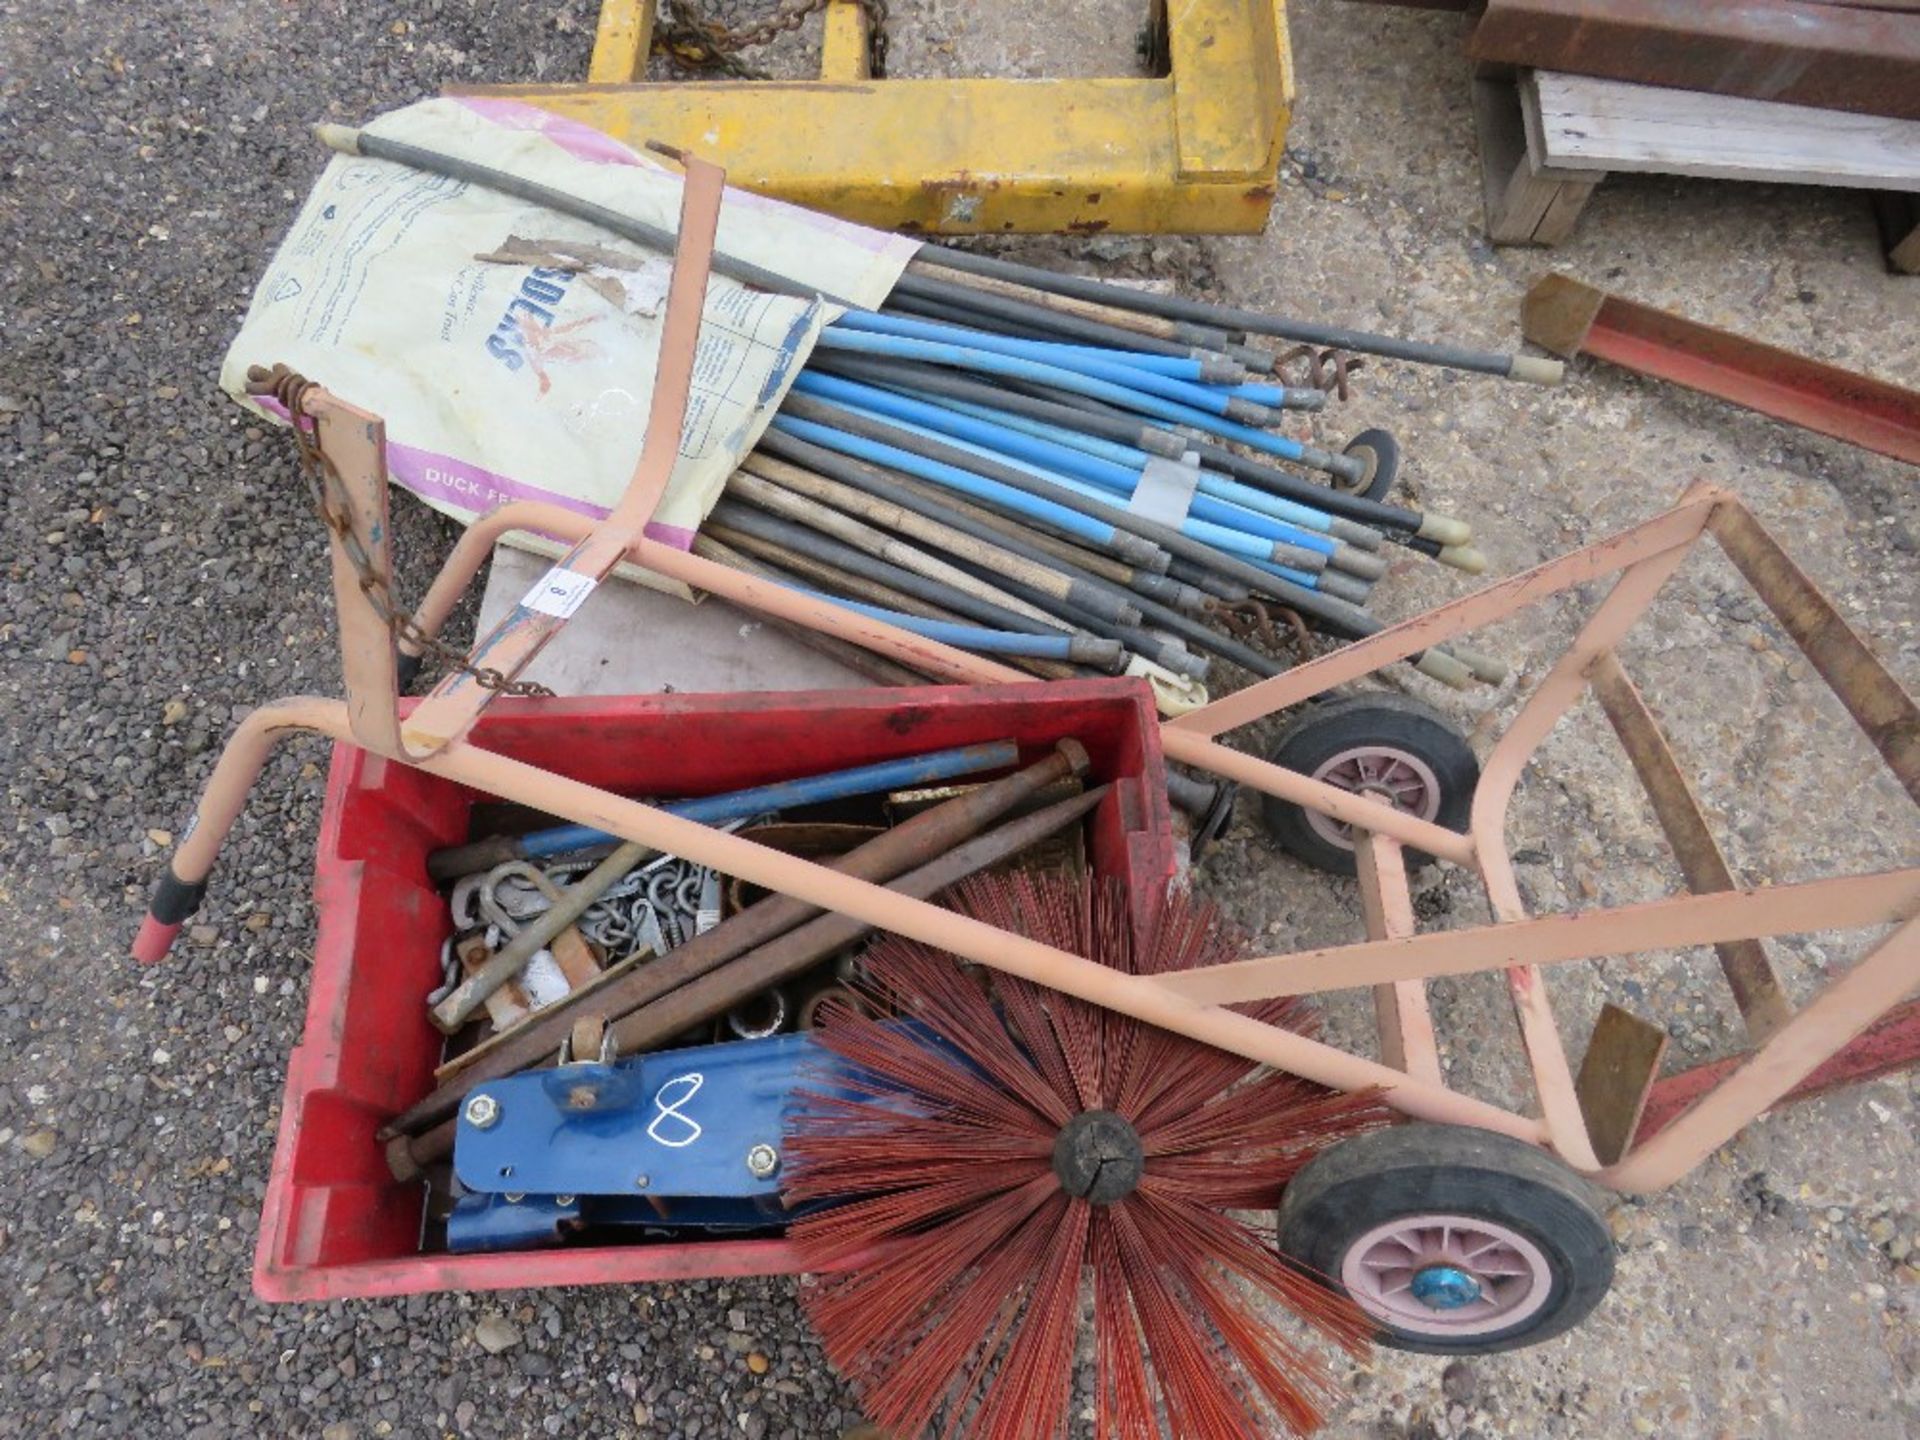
[464,1093,501,1129]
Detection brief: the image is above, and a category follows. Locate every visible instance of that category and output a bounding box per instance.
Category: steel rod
[727,466,1077,631]
[920,243,1564,385]
[317,125,860,307]
[740,453,1142,627]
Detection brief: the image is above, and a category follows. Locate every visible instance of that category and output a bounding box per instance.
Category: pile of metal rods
[703,288,1502,692]
[315,126,1520,690]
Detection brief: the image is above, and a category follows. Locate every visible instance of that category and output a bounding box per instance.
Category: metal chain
[252,365,556,699]
[655,0,891,79]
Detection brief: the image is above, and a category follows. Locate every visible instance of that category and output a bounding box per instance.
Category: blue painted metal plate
[454,1030,840,1200]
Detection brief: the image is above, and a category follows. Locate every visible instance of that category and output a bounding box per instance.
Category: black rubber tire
[1340,428,1401,502]
[1259,694,1477,875]
[1277,1125,1615,1354]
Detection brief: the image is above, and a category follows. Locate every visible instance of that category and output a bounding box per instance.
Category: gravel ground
[1,2,1916,1438]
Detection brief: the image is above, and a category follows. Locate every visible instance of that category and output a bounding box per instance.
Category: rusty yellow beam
[454,0,1294,234]
[587,0,653,85]
[819,0,871,83]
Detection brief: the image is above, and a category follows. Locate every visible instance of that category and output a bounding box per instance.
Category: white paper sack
[219,97,920,594]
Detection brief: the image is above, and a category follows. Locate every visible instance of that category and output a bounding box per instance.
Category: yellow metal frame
[454,0,1295,234]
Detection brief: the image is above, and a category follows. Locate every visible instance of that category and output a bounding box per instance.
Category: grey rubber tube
[705,527,1087,683]
[711,499,1061,638]
[1163,557,1245,603]
[894,269,1225,364]
[706,525,1079,682]
[942,557,1210,682]
[921,243,1560,384]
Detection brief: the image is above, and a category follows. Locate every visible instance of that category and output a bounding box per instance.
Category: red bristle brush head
[782,872,1391,1440]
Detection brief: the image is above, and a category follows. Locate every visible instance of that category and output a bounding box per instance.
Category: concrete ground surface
[1,1,1915,1437]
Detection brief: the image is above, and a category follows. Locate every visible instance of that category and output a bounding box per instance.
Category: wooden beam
[1523,70,1920,190]
[1471,76,1601,245]
[1576,1003,1670,1166]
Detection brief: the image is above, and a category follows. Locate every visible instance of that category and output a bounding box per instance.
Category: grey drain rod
[318,126,1557,387]
[917,249,1565,386]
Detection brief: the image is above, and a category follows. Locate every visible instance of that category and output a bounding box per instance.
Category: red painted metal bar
[1632,997,1920,1143]
[1469,0,1920,122]
[1523,274,1920,467]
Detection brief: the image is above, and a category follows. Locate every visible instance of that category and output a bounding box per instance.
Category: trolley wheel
[1259,695,1477,875]
[1277,1124,1614,1354]
[1339,428,1401,501]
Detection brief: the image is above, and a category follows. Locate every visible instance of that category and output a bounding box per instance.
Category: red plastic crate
[254,679,1175,1301]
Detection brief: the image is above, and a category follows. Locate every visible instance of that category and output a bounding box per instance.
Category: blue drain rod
[808,353,1423,533]
[423,740,1022,884]
[780,395,1373,601]
[769,411,1165,570]
[811,328,1352,482]
[773,586,1101,662]
[834,310,1301,423]
[770,395,1477,688]
[745,435,1286,676]
[842,380,1393,576]
[792,373,1349,565]
[778,406,1308,580]
[754,429,1198,614]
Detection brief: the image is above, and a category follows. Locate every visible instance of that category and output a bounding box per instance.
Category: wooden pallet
[1474,69,1920,268]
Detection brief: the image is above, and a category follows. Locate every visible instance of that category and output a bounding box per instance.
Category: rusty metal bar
[308,395,406,758]
[1603,910,1920,1191]
[1589,652,1795,1043]
[1634,996,1920,1144]
[1469,521,1703,1173]
[1469,0,1920,122]
[1170,493,1717,737]
[1355,833,1443,1085]
[1522,273,1920,467]
[1707,504,1920,801]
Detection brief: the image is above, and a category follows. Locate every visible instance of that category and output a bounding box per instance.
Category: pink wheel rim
[1341,1212,1553,1338]
[1304,745,1442,852]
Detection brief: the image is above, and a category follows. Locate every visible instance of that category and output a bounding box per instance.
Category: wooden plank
[1524,70,1920,191]
[1873,192,1920,274]
[1576,1003,1669,1166]
[1470,76,1602,246]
